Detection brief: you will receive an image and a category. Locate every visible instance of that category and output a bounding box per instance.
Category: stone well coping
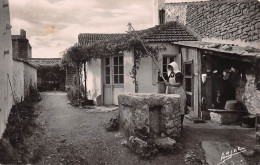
[118,93,180,107]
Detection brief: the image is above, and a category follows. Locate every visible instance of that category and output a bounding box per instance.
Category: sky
[9,0,207,58]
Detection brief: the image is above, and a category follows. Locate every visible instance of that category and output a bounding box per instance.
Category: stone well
[118,93,181,138]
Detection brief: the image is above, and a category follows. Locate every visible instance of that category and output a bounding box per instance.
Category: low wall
[24,62,37,98]
[118,93,181,138]
[12,59,37,102]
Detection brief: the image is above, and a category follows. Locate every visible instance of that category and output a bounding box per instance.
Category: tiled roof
[28,58,61,67]
[144,22,197,42]
[78,33,124,45]
[13,58,38,69]
[173,41,260,62]
[78,21,197,44]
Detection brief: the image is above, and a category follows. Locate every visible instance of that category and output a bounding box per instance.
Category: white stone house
[78,22,197,105]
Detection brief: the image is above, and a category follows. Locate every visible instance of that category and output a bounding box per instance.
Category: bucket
[157,82,166,93]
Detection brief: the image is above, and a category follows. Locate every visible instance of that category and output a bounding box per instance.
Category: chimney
[153,0,165,26]
[20,29,26,38]
[127,22,132,32]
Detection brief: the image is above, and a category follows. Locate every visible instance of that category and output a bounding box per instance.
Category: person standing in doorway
[165,62,187,127]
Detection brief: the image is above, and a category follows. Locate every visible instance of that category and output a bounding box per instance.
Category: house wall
[13,60,25,103]
[0,0,13,138]
[123,52,135,94]
[24,63,37,98]
[164,0,260,47]
[137,43,180,93]
[86,59,102,101]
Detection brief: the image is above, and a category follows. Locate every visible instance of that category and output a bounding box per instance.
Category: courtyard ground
[19,92,259,164]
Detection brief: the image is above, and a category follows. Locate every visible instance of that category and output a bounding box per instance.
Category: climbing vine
[62,22,176,93]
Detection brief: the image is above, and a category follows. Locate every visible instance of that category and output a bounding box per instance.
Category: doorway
[103,55,124,105]
[183,61,193,113]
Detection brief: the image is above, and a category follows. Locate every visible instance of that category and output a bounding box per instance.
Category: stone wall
[12,30,31,60]
[18,39,30,60]
[118,93,181,138]
[0,0,13,138]
[164,0,260,43]
[236,66,260,115]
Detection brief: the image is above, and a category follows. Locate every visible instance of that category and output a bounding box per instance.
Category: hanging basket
[157,81,166,93]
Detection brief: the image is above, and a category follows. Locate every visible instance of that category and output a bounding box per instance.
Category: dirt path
[26,92,187,165]
[24,92,259,165]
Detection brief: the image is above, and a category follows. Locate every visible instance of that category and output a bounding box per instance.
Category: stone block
[254,145,260,153]
[154,137,176,151]
[255,22,260,29]
[118,93,181,138]
[128,136,154,157]
[210,112,243,124]
[256,131,260,144]
[243,27,251,32]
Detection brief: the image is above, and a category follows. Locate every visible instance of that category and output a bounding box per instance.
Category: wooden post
[84,62,87,98]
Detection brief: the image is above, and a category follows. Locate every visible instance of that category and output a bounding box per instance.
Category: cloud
[9,0,153,58]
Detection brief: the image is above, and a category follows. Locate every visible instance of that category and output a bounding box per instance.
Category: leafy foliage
[61,22,176,92]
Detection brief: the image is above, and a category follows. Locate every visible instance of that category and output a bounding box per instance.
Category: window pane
[105,67,110,75]
[106,58,110,66]
[163,57,167,64]
[119,66,123,74]
[106,76,110,84]
[185,64,192,75]
[119,56,123,65]
[119,75,124,84]
[114,75,118,84]
[114,57,118,65]
[114,66,118,74]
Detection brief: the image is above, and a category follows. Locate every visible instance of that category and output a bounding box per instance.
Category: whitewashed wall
[13,60,25,103]
[86,59,102,101]
[0,0,13,138]
[123,52,135,94]
[24,63,37,98]
[137,43,180,93]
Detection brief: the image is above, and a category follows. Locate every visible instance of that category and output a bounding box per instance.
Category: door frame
[102,55,124,105]
[183,60,194,113]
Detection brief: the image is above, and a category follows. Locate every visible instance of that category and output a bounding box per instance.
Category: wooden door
[103,56,124,105]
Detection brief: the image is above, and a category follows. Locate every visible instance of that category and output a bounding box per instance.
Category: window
[162,55,176,81]
[105,58,110,84]
[159,9,165,25]
[113,56,124,84]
